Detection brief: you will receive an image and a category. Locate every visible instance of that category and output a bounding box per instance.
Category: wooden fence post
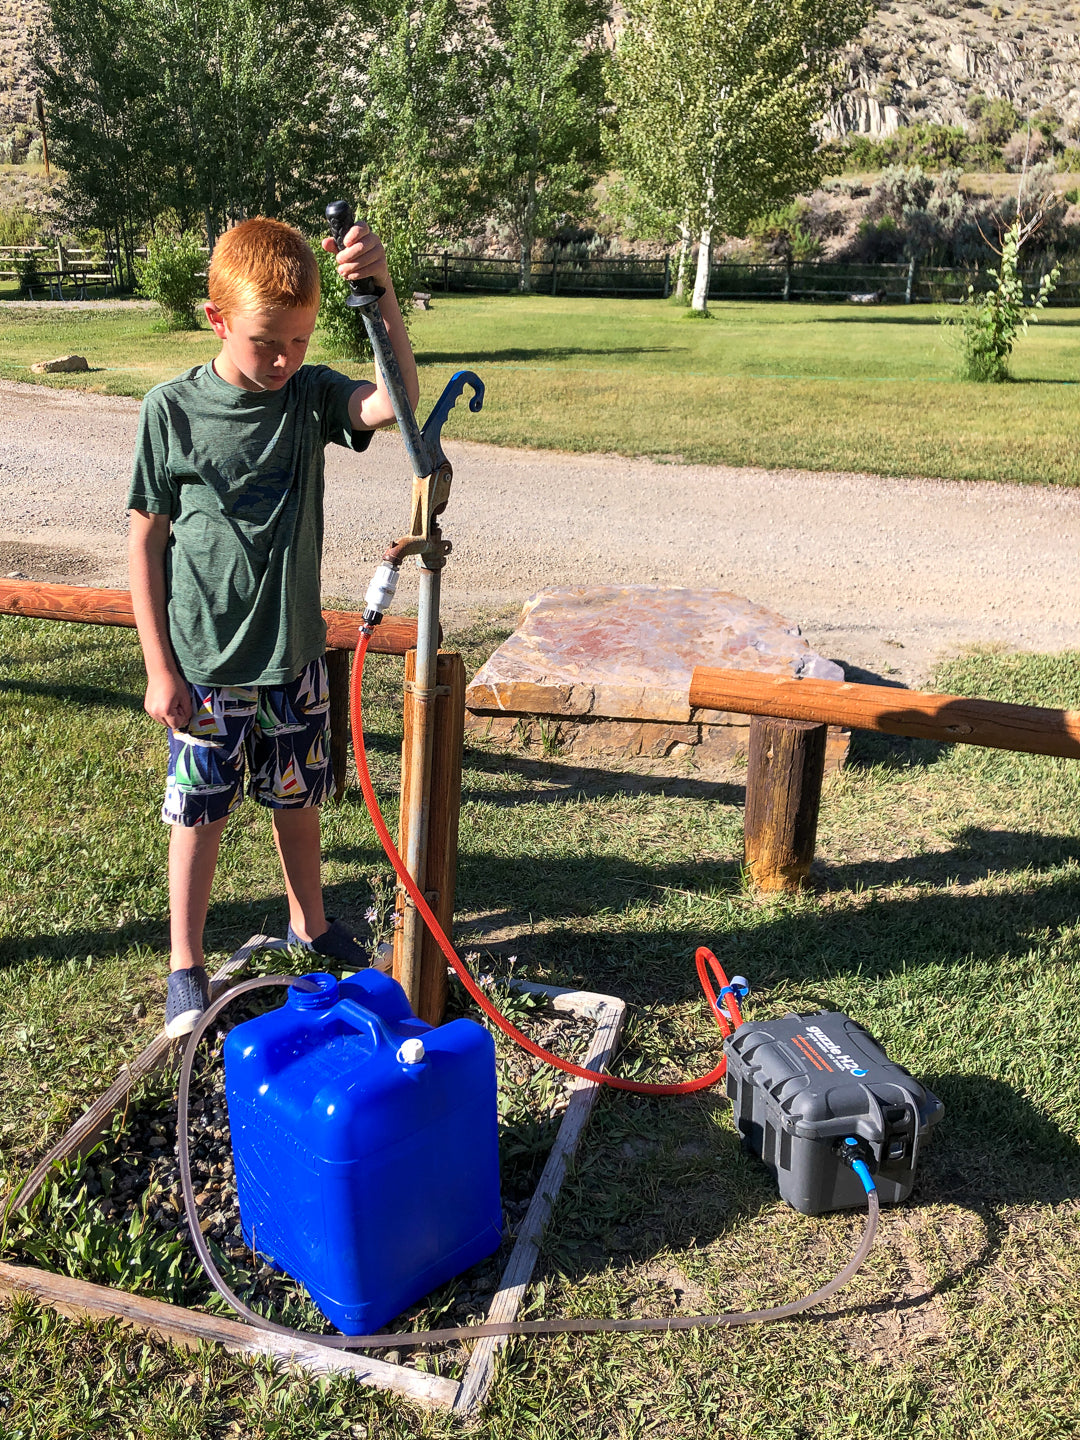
[325,648,351,803]
[743,714,827,893]
[393,651,466,1026]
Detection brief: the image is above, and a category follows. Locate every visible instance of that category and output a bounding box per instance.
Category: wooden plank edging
[454,988,626,1416]
[2,944,627,1414]
[0,1260,459,1406]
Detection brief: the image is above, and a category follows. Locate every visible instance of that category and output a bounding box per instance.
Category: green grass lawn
[2,621,1079,1438]
[2,296,1079,484]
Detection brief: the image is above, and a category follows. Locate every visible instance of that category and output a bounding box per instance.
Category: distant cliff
[4,0,1080,160]
[826,0,1080,139]
[0,0,44,153]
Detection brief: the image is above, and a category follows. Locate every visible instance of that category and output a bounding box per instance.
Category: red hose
[350,629,741,1095]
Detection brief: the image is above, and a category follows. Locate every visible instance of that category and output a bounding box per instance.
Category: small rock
[30,354,90,374]
[131,1002,146,1019]
[5,571,27,579]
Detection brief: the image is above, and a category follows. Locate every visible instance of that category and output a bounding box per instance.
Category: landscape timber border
[1,940,626,1416]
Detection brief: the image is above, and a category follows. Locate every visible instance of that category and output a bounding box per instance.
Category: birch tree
[609,0,870,311]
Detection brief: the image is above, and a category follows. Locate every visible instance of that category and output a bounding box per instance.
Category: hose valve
[362,561,401,627]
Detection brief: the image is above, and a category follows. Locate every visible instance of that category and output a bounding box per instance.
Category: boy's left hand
[322,222,391,292]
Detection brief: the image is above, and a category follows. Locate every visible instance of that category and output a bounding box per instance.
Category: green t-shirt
[128,361,372,687]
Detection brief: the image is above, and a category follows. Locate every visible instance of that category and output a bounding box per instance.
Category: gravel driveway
[2,376,1078,686]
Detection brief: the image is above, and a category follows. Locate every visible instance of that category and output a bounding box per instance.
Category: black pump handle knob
[324,200,384,299]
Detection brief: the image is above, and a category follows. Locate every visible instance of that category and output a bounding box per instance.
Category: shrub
[0,206,39,247]
[965,93,1019,147]
[314,243,372,362]
[829,123,976,174]
[1002,129,1048,172]
[135,232,206,330]
[944,220,1060,382]
[14,251,43,297]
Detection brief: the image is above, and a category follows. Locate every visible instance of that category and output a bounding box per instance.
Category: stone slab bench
[464,586,849,768]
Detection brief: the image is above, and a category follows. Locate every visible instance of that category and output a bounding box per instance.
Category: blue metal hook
[420,370,485,470]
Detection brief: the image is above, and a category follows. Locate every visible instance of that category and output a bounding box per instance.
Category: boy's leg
[271,806,328,944]
[161,679,252,1036]
[169,816,230,969]
[254,659,373,968]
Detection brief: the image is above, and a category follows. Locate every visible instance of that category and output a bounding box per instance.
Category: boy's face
[205,302,320,393]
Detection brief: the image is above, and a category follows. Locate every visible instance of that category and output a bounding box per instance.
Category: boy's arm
[322,222,421,432]
[129,509,192,729]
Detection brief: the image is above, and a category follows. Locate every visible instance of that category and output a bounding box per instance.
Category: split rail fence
[416,252,1080,305]
[3,245,1075,306]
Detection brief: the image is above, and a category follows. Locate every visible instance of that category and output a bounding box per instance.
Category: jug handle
[336,998,394,1052]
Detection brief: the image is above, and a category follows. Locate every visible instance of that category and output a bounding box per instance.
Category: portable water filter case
[724,1011,943,1215]
[223,970,503,1334]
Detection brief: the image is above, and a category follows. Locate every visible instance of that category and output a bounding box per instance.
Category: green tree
[34,0,335,271]
[340,0,479,305]
[475,0,607,291]
[609,0,870,312]
[32,0,163,286]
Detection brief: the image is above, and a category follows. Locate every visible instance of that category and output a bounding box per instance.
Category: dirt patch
[0,539,108,585]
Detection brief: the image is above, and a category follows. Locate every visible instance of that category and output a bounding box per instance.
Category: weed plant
[944,220,1061,380]
[2,619,1080,1434]
[313,243,372,363]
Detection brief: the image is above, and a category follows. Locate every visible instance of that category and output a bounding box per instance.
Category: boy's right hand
[144,671,193,730]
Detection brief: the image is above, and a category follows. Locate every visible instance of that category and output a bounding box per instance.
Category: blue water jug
[223,969,502,1334]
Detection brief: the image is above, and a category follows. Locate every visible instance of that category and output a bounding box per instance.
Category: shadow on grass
[0,676,145,712]
[12,820,1076,983]
[459,745,745,805]
[417,345,673,364]
[462,837,1080,1005]
[805,313,945,327]
[817,824,1080,890]
[546,1071,1077,1303]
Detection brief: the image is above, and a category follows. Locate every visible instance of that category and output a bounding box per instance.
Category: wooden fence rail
[690,666,1080,891]
[0,581,419,656]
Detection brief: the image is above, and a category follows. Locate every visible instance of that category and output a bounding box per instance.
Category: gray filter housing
[724,1011,943,1215]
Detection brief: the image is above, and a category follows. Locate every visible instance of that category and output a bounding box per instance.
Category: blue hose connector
[842,1137,877,1195]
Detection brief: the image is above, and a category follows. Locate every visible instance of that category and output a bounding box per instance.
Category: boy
[128,215,419,1038]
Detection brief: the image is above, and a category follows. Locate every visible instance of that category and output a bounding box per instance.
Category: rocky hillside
[3,0,1080,153]
[0,0,44,152]
[829,0,1080,138]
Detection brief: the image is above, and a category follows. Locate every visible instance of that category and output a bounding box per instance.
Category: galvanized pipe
[351,295,443,1013]
[354,294,431,479]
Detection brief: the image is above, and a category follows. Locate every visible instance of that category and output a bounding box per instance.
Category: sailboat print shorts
[162,657,334,827]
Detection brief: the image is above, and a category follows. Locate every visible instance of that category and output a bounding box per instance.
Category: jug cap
[288,972,339,1010]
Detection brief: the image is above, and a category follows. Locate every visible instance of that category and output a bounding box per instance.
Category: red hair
[208,217,320,317]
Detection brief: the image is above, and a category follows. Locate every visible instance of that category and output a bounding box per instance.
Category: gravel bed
[10,975,597,1377]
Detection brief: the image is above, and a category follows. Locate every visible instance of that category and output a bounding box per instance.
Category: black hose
[178,976,880,1350]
